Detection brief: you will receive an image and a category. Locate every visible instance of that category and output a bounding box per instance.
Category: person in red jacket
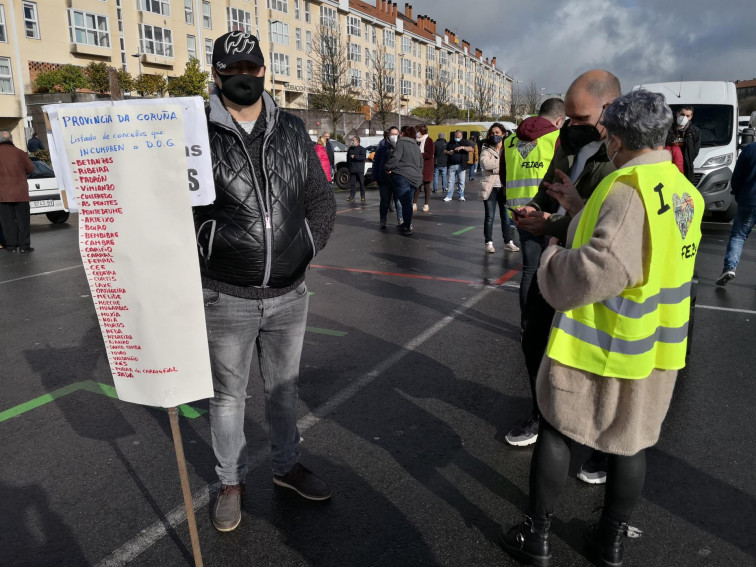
[413,124,435,212]
[664,130,684,174]
[0,131,35,253]
[314,136,332,182]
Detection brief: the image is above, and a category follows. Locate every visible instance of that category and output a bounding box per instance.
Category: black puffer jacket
[195,90,322,289]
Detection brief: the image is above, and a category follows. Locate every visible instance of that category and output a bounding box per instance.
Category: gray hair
[602,89,673,150]
[0,130,12,143]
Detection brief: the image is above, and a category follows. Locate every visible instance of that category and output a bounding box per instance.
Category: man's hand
[515,209,552,236]
[544,169,584,217]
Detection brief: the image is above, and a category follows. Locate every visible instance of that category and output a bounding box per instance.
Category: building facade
[0,0,512,146]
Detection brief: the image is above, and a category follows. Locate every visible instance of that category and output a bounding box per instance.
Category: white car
[28,157,70,223]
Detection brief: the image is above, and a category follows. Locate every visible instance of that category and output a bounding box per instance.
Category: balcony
[69,43,112,59]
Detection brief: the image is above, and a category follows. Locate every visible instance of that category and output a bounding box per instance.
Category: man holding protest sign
[197,31,336,532]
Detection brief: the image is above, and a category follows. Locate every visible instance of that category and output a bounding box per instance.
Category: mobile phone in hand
[506,206,526,218]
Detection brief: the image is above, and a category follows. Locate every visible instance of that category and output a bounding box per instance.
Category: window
[401,79,411,96]
[457,54,462,65]
[296,57,302,79]
[294,0,300,19]
[187,35,196,59]
[425,66,435,81]
[270,21,289,45]
[401,36,411,54]
[371,26,376,44]
[305,30,312,52]
[268,0,288,13]
[137,0,170,16]
[412,40,418,57]
[0,56,13,93]
[385,75,394,94]
[68,10,110,47]
[348,43,361,63]
[272,52,290,76]
[23,2,39,39]
[364,22,369,38]
[304,1,310,23]
[384,53,395,70]
[0,6,5,42]
[364,47,370,65]
[458,68,463,81]
[440,69,449,82]
[401,58,411,75]
[349,69,362,88]
[417,62,422,78]
[347,16,360,37]
[320,6,336,28]
[227,8,251,33]
[295,28,301,50]
[307,59,313,81]
[139,24,173,57]
[205,38,213,66]
[184,0,194,24]
[202,1,212,29]
[382,29,394,48]
[439,50,448,65]
[426,45,435,61]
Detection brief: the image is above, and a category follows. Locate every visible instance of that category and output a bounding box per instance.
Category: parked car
[332,139,374,190]
[27,157,69,224]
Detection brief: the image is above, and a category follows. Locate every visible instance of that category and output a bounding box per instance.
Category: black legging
[530,419,646,524]
[521,272,555,416]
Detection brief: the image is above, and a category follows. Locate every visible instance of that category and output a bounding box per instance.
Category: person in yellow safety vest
[501,89,703,567]
[502,98,565,322]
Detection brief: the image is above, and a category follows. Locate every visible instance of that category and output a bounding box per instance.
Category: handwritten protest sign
[44,100,214,408]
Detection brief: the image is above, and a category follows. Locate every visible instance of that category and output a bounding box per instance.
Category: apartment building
[0,0,512,145]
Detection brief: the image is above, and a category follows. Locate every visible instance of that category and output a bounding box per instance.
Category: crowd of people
[4,28,754,567]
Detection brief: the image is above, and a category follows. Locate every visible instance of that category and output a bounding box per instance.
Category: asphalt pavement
[1,180,755,567]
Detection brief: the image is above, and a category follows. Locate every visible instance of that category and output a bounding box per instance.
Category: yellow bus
[426,121,516,142]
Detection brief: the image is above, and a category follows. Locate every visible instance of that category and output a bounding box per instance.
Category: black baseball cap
[213,31,265,71]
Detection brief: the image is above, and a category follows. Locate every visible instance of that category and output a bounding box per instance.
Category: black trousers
[530,419,646,524]
[349,171,365,199]
[520,272,555,416]
[0,202,31,248]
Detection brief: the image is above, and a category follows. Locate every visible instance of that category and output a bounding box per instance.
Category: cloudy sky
[399,0,755,94]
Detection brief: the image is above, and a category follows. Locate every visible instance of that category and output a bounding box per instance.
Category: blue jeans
[379,179,402,224]
[469,163,477,180]
[446,164,466,199]
[723,204,756,272]
[204,284,309,483]
[433,166,447,192]
[483,187,514,243]
[391,173,415,228]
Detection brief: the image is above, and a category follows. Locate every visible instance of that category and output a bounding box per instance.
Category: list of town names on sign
[55,103,214,407]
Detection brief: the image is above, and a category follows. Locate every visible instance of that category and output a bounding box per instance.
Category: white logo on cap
[224,32,257,56]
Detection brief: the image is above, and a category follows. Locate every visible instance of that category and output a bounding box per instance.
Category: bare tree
[423,62,458,125]
[508,82,524,120]
[524,81,541,115]
[472,76,496,121]
[308,23,362,134]
[365,44,396,132]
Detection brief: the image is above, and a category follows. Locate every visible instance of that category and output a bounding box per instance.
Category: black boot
[586,515,642,567]
[500,514,552,567]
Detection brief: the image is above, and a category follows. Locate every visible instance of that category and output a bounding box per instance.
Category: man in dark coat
[0,131,35,252]
[671,105,701,183]
[433,132,448,192]
[346,136,367,203]
[27,132,45,153]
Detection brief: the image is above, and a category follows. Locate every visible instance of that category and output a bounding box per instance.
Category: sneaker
[212,484,244,532]
[361,197,366,203]
[273,463,332,501]
[459,196,466,201]
[380,219,387,229]
[6,246,19,253]
[20,247,34,253]
[577,451,608,484]
[443,197,452,202]
[504,241,520,252]
[505,414,539,446]
[412,203,418,212]
[422,204,429,212]
[346,197,355,202]
[715,270,735,286]
[485,241,495,253]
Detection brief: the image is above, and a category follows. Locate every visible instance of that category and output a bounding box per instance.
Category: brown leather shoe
[212,484,244,532]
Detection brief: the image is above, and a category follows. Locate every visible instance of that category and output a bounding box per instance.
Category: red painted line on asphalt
[310,264,521,286]
[494,268,521,285]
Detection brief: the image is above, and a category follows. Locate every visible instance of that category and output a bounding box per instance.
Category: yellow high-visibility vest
[503,129,559,209]
[546,160,703,378]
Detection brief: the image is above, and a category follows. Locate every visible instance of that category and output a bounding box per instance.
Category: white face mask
[605,135,619,166]
[389,135,398,144]
[455,137,462,142]
[677,115,690,127]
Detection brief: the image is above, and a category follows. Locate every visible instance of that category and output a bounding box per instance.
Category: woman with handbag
[480,123,519,253]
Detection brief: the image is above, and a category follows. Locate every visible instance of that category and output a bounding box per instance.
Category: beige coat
[536,150,679,456]
[478,145,501,200]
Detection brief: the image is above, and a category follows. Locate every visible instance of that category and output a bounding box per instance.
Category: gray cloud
[401,0,755,92]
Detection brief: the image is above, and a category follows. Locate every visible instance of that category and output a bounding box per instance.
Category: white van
[635,81,738,220]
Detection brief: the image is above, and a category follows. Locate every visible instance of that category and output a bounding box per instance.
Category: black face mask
[218,73,265,106]
[559,118,601,155]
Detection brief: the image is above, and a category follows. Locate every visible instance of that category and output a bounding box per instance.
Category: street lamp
[131,52,142,76]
